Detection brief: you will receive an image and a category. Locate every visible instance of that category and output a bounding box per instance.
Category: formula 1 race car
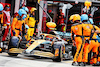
[7,34,65,62]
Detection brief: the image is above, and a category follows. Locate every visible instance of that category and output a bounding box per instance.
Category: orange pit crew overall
[11,18,23,37]
[89,25,100,64]
[71,23,83,62]
[98,45,100,62]
[82,22,93,63]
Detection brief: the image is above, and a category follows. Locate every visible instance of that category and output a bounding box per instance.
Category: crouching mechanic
[96,33,100,65]
[86,16,100,66]
[11,9,27,37]
[71,14,83,66]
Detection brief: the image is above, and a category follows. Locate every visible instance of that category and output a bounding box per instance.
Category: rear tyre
[52,46,62,62]
[8,53,18,56]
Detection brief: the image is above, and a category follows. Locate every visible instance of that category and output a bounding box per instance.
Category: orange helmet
[69,15,75,21]
[30,7,37,14]
[73,14,81,22]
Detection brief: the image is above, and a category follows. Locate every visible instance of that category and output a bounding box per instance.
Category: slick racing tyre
[52,46,62,62]
[8,53,18,56]
[10,36,19,48]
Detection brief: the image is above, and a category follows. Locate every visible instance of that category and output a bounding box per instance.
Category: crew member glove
[19,32,22,36]
[13,30,16,36]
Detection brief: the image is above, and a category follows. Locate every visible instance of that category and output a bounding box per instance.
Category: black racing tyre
[0,50,2,53]
[52,46,62,62]
[52,58,61,62]
[8,53,18,56]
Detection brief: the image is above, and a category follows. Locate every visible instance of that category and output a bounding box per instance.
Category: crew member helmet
[22,15,27,20]
[0,4,3,11]
[30,7,37,14]
[18,9,27,16]
[81,14,88,21]
[73,14,81,22]
[69,15,75,21]
[22,7,29,12]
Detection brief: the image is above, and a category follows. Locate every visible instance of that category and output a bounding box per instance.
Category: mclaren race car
[7,34,66,62]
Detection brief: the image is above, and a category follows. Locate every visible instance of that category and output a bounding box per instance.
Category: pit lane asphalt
[0,53,92,67]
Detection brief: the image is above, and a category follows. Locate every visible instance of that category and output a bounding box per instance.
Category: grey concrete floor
[0,53,93,67]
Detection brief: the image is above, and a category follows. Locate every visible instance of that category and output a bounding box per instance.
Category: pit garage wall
[14,0,20,13]
[14,0,27,13]
[42,1,47,32]
[47,5,58,23]
[38,1,44,36]
[0,0,6,3]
